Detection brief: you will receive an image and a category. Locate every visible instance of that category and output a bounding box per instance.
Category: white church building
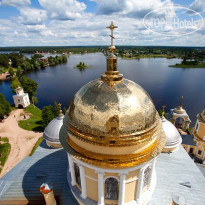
[13,87,30,108]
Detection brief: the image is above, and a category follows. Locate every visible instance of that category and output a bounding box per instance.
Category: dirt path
[0,72,9,80]
[0,109,42,178]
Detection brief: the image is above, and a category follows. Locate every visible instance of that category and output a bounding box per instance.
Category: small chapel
[13,87,30,108]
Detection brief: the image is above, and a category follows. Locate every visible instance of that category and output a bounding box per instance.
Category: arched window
[143,166,151,191]
[196,123,199,131]
[74,163,81,188]
[105,177,118,200]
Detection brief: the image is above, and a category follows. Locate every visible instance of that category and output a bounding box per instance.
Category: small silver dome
[43,115,64,143]
[162,117,182,148]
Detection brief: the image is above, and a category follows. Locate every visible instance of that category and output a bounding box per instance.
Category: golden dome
[68,78,157,136]
[60,78,166,168]
[59,21,166,168]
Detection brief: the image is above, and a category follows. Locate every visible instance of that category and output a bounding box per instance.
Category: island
[75,62,88,71]
[169,58,205,68]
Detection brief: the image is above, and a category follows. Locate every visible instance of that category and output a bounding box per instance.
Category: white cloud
[0,0,204,46]
[0,0,30,8]
[18,8,47,25]
[26,24,46,32]
[26,24,56,37]
[38,0,86,20]
[92,0,175,19]
[189,0,205,13]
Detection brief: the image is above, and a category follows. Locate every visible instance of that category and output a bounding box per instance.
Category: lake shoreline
[169,62,205,68]
[0,53,204,126]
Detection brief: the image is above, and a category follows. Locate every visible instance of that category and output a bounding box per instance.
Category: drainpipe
[40,182,57,205]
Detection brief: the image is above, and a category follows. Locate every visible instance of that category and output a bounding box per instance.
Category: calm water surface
[1,53,205,125]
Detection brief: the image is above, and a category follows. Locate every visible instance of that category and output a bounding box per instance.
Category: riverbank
[0,72,10,80]
[0,109,42,177]
[169,62,205,68]
[119,54,178,60]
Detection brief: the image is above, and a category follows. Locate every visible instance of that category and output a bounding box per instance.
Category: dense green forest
[0,53,67,77]
[0,46,204,60]
[0,93,11,118]
[0,46,105,54]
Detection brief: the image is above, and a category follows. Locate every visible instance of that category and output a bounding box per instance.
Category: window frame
[105,177,119,200]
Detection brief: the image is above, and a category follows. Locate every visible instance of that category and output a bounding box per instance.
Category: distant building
[8,59,12,66]
[192,110,205,161]
[13,87,30,108]
[181,134,197,156]
[170,96,191,129]
[174,108,205,164]
[183,110,205,162]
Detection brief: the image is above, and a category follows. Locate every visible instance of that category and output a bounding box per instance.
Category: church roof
[0,142,205,204]
[181,134,196,146]
[0,140,77,205]
[151,145,205,205]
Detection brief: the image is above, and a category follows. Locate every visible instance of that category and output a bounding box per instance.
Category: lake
[1,52,205,125]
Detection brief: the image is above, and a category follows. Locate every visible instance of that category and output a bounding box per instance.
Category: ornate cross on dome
[106,21,118,47]
[101,21,123,86]
[162,105,166,117]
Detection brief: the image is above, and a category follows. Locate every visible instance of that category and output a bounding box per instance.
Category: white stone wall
[13,93,30,108]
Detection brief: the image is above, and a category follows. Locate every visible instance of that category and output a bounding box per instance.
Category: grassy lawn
[18,104,44,132]
[0,137,11,174]
[29,137,44,156]
[169,62,205,68]
[25,104,42,117]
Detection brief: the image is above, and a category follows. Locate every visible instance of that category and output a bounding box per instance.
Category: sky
[0,0,204,46]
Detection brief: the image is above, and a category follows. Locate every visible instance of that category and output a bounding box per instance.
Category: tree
[21,75,38,99]
[54,101,60,117]
[41,105,55,127]
[63,106,67,115]
[20,61,32,71]
[8,68,14,76]
[62,55,67,63]
[158,109,167,119]
[0,54,9,68]
[32,96,38,105]
[0,93,11,118]
[8,52,23,68]
[39,60,45,68]
[16,66,22,78]
[0,67,3,75]
[10,77,21,93]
